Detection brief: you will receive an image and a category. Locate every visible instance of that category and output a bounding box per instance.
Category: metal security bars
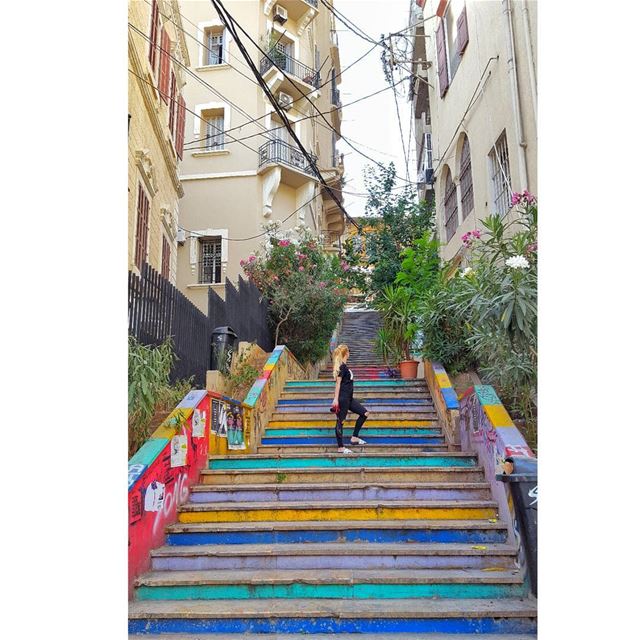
[198,239,222,284]
[260,48,320,89]
[489,131,512,217]
[259,139,317,175]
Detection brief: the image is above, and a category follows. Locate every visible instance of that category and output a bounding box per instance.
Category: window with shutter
[207,30,225,65]
[135,184,150,269]
[443,168,459,242]
[159,28,171,103]
[176,95,186,160]
[457,5,469,54]
[168,72,177,136]
[205,116,225,150]
[459,134,474,219]
[161,236,171,279]
[148,0,160,72]
[436,20,449,98]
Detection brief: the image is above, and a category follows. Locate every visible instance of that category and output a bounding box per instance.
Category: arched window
[443,166,459,242]
[459,134,474,219]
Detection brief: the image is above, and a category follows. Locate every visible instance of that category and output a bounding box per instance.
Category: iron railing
[259,139,317,175]
[197,258,222,285]
[304,0,319,7]
[260,49,320,89]
[331,87,341,106]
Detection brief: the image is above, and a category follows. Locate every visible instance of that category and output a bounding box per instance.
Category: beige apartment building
[176,0,345,313]
[128,0,191,283]
[409,0,537,262]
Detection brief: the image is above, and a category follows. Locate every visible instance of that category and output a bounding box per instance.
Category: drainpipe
[522,1,537,129]
[502,0,529,191]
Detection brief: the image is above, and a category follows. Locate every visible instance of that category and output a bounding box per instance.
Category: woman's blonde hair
[332,344,349,380]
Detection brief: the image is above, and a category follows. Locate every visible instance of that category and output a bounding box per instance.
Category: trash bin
[498,456,538,596]
[210,326,238,374]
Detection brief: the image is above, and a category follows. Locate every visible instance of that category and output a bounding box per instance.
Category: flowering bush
[241,223,346,365]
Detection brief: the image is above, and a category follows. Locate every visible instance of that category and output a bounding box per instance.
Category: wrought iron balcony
[305,0,318,6]
[259,139,317,176]
[260,49,320,89]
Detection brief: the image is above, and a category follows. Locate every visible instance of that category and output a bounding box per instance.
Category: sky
[334,0,416,220]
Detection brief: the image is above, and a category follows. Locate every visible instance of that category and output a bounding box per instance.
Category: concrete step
[280,391,432,399]
[149,543,517,572]
[128,598,538,634]
[267,419,438,428]
[164,519,509,546]
[199,466,485,486]
[177,500,498,524]
[256,444,450,454]
[276,398,435,407]
[207,452,476,471]
[263,427,443,436]
[189,482,492,503]
[285,379,427,388]
[135,568,526,600]
[270,412,439,422]
[131,634,536,640]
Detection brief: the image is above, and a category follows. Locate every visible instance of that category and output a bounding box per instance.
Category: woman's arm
[332,375,342,409]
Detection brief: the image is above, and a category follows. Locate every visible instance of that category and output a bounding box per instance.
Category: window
[158,28,171,103]
[459,134,474,219]
[176,95,186,159]
[161,236,171,280]
[148,0,160,73]
[489,131,512,217]
[168,71,177,136]
[205,27,225,65]
[443,167,459,242]
[199,238,222,284]
[205,115,225,150]
[436,1,469,96]
[134,184,150,270]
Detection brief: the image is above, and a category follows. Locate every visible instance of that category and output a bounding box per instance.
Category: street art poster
[217,402,228,438]
[192,408,206,438]
[143,480,165,512]
[227,405,245,450]
[170,434,188,467]
[129,489,143,525]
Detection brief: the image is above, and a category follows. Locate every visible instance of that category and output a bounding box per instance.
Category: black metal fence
[128,263,273,387]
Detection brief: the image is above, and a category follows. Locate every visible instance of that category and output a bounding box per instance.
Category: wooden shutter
[436,19,449,98]
[161,236,170,279]
[176,95,186,160]
[168,72,177,136]
[159,28,171,103]
[148,0,160,71]
[135,185,150,269]
[457,5,469,55]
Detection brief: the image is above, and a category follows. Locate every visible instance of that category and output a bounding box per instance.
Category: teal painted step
[209,455,477,470]
[264,428,442,437]
[136,582,526,601]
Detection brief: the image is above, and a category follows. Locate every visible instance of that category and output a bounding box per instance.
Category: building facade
[409,0,537,262]
[176,0,346,313]
[128,0,190,283]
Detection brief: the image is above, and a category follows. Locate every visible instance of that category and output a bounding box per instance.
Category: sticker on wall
[192,409,206,438]
[227,405,246,450]
[170,434,188,467]
[129,489,143,525]
[217,403,228,439]
[144,480,166,512]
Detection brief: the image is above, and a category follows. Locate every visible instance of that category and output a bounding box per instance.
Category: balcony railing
[260,49,320,89]
[304,0,318,7]
[259,139,317,176]
[331,87,341,106]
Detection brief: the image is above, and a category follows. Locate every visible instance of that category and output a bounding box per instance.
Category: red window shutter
[168,72,177,136]
[176,95,186,160]
[159,28,171,103]
[436,19,449,98]
[457,6,469,55]
[135,185,150,269]
[148,0,160,71]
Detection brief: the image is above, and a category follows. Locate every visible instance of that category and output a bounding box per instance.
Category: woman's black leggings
[335,394,368,447]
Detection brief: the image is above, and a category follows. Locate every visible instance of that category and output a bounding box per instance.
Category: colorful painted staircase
[129,362,536,636]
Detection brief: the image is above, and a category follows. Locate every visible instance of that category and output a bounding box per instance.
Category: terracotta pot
[399,359,418,379]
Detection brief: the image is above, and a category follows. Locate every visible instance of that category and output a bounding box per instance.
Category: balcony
[264,0,319,30]
[331,87,341,106]
[258,139,318,188]
[260,49,321,104]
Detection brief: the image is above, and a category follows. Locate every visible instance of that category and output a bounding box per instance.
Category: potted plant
[375,285,419,379]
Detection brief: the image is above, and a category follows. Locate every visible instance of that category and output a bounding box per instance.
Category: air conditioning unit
[273,5,288,25]
[277,91,294,110]
[177,228,186,244]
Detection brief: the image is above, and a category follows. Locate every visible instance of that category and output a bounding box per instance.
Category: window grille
[459,135,474,219]
[135,185,150,269]
[443,169,459,242]
[161,236,170,279]
[199,238,222,284]
[489,131,511,217]
[205,116,225,150]
[207,31,224,65]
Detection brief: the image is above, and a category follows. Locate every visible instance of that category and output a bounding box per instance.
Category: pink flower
[340,260,349,271]
[319,281,327,288]
[278,239,291,247]
[511,192,522,206]
[240,259,246,266]
[525,242,537,254]
[298,266,304,272]
[248,254,256,262]
[522,190,537,205]
[472,230,481,239]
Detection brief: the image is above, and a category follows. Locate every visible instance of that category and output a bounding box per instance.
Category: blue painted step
[261,436,445,445]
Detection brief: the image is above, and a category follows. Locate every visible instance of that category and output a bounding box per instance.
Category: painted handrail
[423,359,460,448]
[242,345,307,451]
